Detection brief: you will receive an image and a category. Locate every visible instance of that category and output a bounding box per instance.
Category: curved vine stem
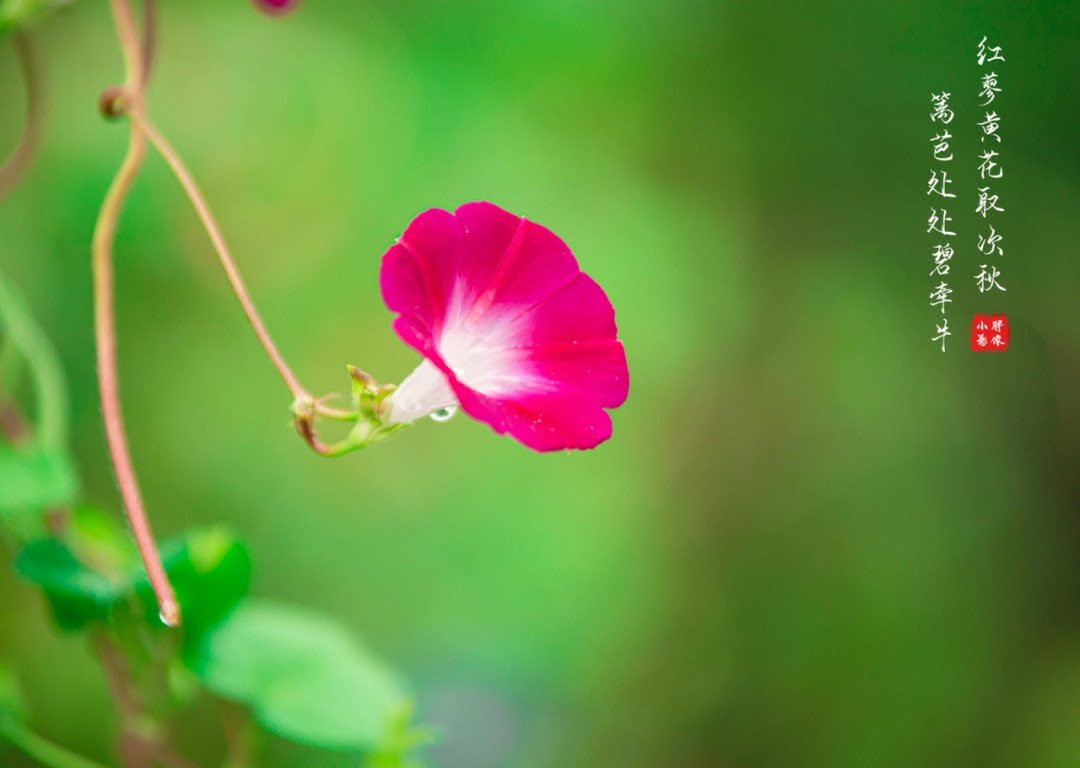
[140,0,156,87]
[0,268,69,449]
[127,113,310,403]
[0,32,43,202]
[93,0,179,627]
[124,110,359,452]
[93,0,359,635]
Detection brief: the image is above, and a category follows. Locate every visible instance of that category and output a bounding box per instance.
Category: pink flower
[378,202,628,451]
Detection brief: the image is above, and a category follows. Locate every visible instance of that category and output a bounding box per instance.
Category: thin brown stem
[94,630,206,768]
[0,33,43,201]
[219,700,256,768]
[152,747,203,768]
[128,111,364,455]
[92,632,154,768]
[110,0,143,91]
[293,409,340,456]
[0,399,29,443]
[94,0,179,627]
[112,4,355,459]
[140,0,157,88]
[92,632,143,724]
[92,123,178,626]
[128,112,310,402]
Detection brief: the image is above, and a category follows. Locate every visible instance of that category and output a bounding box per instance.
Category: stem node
[98,85,129,119]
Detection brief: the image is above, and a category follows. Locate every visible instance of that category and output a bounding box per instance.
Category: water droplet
[430,406,457,422]
[159,602,181,627]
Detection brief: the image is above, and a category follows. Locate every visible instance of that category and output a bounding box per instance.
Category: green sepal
[348,365,397,422]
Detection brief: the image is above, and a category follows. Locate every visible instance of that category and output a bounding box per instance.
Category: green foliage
[0,254,424,762]
[188,598,414,754]
[144,525,252,645]
[12,509,142,633]
[0,660,25,726]
[15,509,251,638]
[63,506,138,575]
[0,0,73,36]
[15,537,124,630]
[15,2,1079,766]
[0,269,69,452]
[11,507,418,759]
[0,446,77,517]
[0,266,76,516]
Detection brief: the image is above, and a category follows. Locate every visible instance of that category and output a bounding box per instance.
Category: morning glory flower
[378,202,628,451]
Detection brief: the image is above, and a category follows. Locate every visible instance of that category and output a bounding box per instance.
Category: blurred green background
[2,1,1080,766]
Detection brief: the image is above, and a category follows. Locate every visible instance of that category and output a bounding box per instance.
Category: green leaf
[15,538,124,630]
[15,517,251,635]
[141,526,251,644]
[188,598,412,752]
[0,446,78,517]
[12,509,139,631]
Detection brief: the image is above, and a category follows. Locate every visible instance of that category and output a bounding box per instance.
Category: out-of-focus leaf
[188,598,413,752]
[0,0,75,36]
[64,507,138,579]
[365,706,437,768]
[14,538,124,630]
[12,509,137,631]
[0,446,77,517]
[16,517,252,636]
[138,526,251,643]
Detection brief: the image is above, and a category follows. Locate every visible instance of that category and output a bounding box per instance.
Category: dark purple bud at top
[251,0,300,16]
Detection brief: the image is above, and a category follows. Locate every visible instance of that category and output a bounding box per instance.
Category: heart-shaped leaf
[188,598,413,753]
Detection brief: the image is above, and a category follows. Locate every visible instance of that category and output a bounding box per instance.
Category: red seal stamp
[970,314,1009,351]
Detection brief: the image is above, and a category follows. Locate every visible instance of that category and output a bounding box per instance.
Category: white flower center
[382,358,457,425]
[382,281,541,424]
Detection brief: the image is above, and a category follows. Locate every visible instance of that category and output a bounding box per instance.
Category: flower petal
[452,387,614,452]
[450,203,580,327]
[516,272,619,346]
[379,202,628,451]
[382,359,458,425]
[380,208,463,336]
[519,340,629,409]
[448,202,525,321]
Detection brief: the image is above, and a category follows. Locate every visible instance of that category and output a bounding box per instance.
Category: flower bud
[251,0,300,16]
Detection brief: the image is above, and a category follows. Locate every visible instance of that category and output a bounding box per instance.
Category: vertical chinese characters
[928,91,954,351]
[975,37,1005,300]
[928,38,1010,354]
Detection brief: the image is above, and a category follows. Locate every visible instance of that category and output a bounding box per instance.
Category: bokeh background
[2,1,1080,766]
